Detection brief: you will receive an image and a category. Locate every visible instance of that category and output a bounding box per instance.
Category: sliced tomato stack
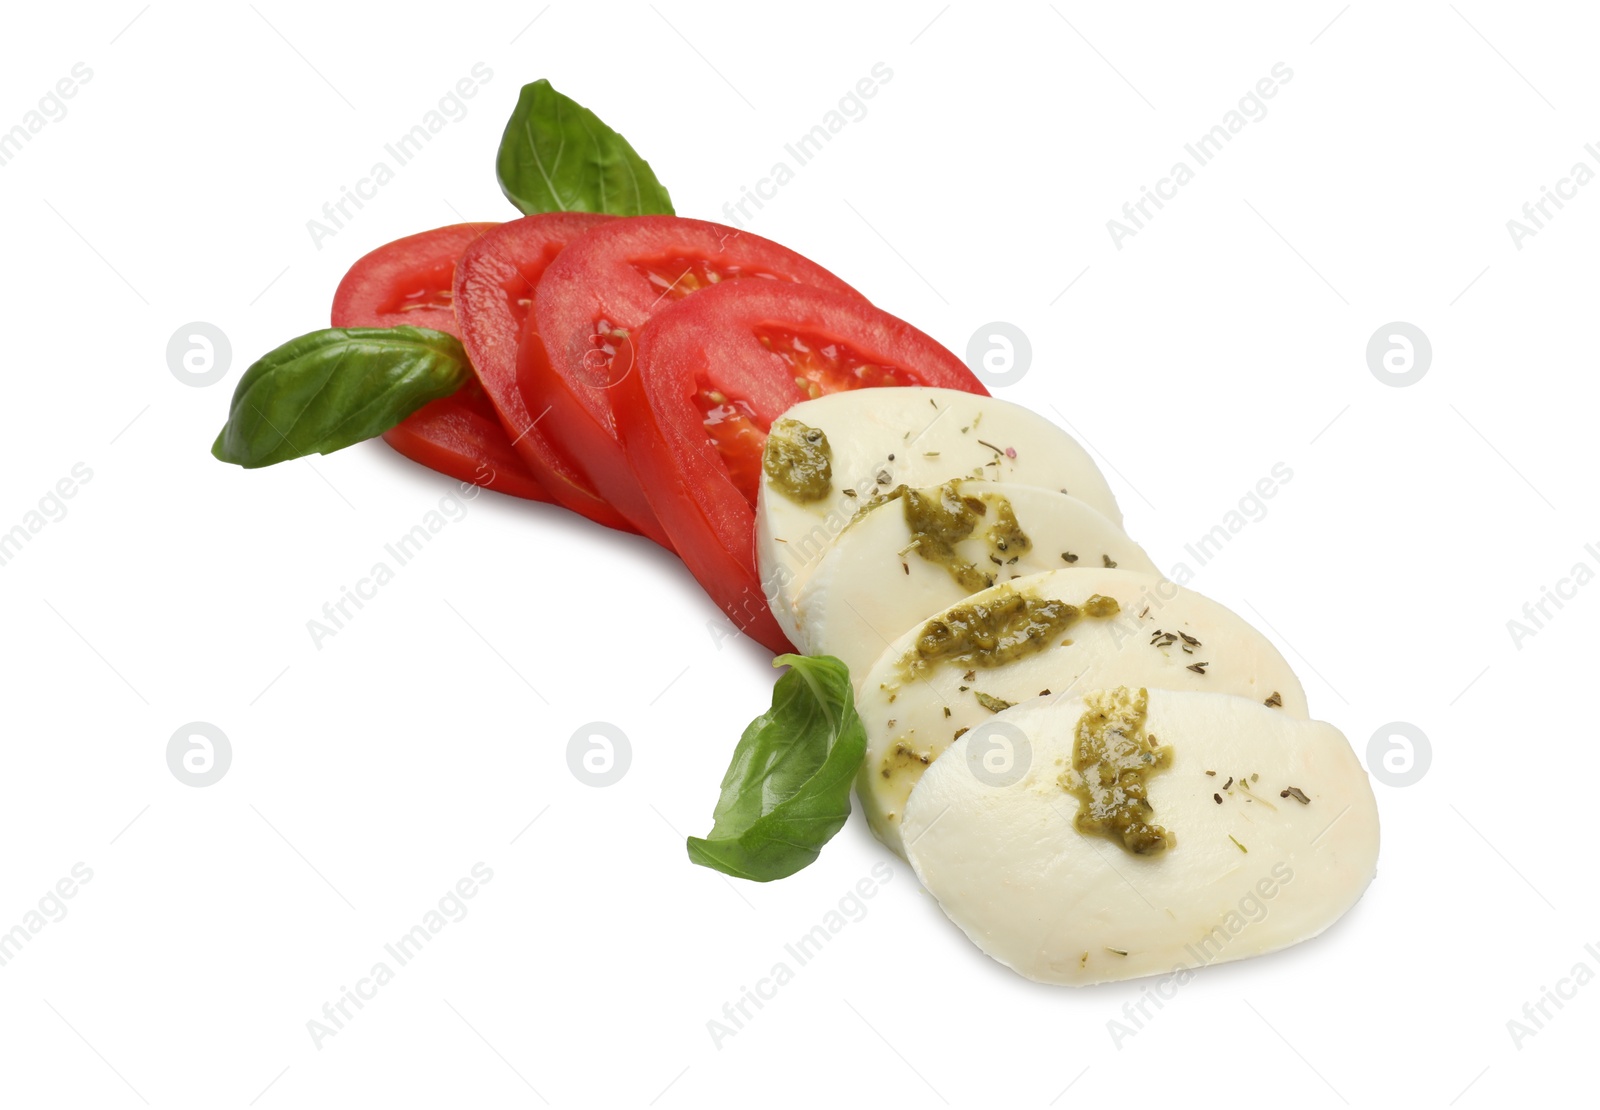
[331,214,988,650]
[332,223,553,503]
[448,213,643,536]
[515,217,862,546]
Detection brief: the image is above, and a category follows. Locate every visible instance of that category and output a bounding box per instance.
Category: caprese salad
[213,80,1379,987]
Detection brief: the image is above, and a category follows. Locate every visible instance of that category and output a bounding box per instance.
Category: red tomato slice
[450,213,648,536]
[613,281,989,654]
[519,217,862,545]
[331,223,551,503]
[380,394,548,500]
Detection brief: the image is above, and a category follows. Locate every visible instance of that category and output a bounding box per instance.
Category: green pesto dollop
[1060,686,1174,856]
[903,482,994,593]
[763,418,832,503]
[1081,593,1120,619]
[855,480,1033,595]
[905,586,1078,673]
[851,482,905,518]
[986,496,1031,558]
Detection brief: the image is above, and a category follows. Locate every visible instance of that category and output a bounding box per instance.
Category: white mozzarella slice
[856,567,1307,859]
[755,387,1120,646]
[792,481,1155,678]
[901,688,1379,985]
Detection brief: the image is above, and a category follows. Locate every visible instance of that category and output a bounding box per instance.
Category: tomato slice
[380,389,550,501]
[518,217,862,545]
[450,213,648,536]
[331,223,551,503]
[613,281,989,653]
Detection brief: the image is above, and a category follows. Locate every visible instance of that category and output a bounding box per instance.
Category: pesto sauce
[902,482,994,593]
[764,419,832,503]
[879,738,932,778]
[851,483,904,518]
[863,480,1037,595]
[905,586,1079,672]
[875,738,936,822]
[1082,593,1120,619]
[1060,687,1174,856]
[986,496,1030,557]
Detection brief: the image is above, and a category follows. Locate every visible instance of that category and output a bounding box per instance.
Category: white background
[1,1,1593,1106]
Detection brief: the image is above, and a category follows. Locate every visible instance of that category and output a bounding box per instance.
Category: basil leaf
[496,79,674,217]
[687,655,866,882]
[211,327,469,469]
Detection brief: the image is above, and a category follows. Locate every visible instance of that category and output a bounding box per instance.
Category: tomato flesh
[614,281,989,654]
[757,325,913,399]
[697,387,766,503]
[633,256,795,303]
[696,328,921,506]
[331,223,552,503]
[450,213,646,536]
[385,279,454,316]
[382,384,549,501]
[520,217,863,546]
[332,226,475,335]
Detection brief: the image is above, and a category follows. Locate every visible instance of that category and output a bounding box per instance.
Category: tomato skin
[381,391,552,501]
[331,222,553,502]
[331,222,493,331]
[451,213,646,536]
[519,217,862,545]
[613,281,989,655]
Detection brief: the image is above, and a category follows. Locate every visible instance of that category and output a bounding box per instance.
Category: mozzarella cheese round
[901,689,1380,985]
[791,481,1155,678]
[856,567,1308,859]
[755,387,1121,646]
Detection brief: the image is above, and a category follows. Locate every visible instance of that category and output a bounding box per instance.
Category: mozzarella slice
[901,689,1379,985]
[856,567,1308,859]
[792,481,1156,678]
[756,387,1120,646]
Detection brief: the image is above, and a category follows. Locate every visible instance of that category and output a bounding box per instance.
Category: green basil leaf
[687,655,866,882]
[211,327,469,469]
[496,78,674,217]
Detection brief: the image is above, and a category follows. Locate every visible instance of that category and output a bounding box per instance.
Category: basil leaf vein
[211,327,469,469]
[496,78,673,217]
[688,654,866,882]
